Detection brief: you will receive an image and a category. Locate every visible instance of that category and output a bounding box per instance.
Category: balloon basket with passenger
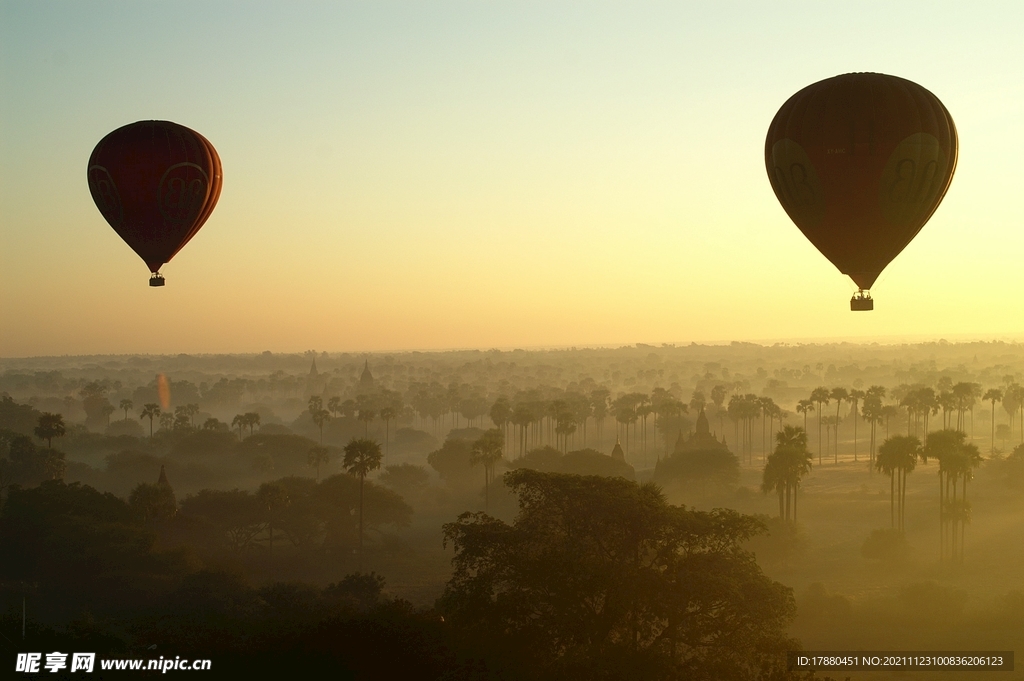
[850,289,873,311]
[149,273,165,287]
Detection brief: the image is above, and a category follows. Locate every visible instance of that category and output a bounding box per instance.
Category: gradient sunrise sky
[2,1,1022,356]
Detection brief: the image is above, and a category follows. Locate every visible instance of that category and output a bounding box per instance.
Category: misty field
[2,341,1023,679]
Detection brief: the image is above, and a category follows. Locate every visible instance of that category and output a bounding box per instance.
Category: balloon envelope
[88,120,222,278]
[765,73,957,291]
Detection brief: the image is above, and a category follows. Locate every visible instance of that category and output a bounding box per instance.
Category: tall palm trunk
[991,401,997,454]
[835,401,843,463]
[890,471,895,528]
[961,479,968,563]
[817,410,823,465]
[938,469,944,562]
[358,472,365,569]
[853,403,858,462]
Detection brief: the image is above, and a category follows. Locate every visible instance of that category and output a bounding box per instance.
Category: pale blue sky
[2,1,1023,355]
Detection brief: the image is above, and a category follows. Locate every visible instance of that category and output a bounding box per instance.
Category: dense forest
[2,341,1024,679]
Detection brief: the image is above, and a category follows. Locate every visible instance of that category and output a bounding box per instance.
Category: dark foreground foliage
[440,469,798,681]
[1,473,805,679]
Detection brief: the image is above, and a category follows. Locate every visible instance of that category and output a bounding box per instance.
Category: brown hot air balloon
[765,73,957,310]
[88,121,223,286]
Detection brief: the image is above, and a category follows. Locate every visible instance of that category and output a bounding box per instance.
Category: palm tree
[257,482,289,553]
[327,396,341,418]
[937,391,955,429]
[119,399,133,421]
[570,393,593,449]
[140,403,161,438]
[761,453,787,519]
[848,389,865,461]
[830,387,849,463]
[490,397,513,453]
[796,399,814,436]
[810,387,831,465]
[244,411,261,437]
[1006,384,1024,444]
[822,415,838,459]
[311,408,330,445]
[710,384,728,434]
[916,387,937,437]
[308,445,330,482]
[876,435,921,532]
[470,428,505,511]
[231,413,246,440]
[185,403,200,428]
[983,388,1003,455]
[379,405,396,463]
[923,429,982,562]
[761,425,812,522]
[343,438,384,566]
[554,406,578,454]
[758,396,775,462]
[590,388,610,443]
[101,402,115,427]
[952,382,980,435]
[636,400,652,462]
[946,440,982,563]
[356,394,377,437]
[511,404,534,459]
[34,412,66,448]
[863,385,886,464]
[881,405,900,440]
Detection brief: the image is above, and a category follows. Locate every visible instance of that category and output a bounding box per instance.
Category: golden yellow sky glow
[2,2,1024,356]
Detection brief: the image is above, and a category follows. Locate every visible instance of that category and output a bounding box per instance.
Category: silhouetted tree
[244,411,261,437]
[256,481,289,552]
[33,412,65,448]
[355,394,376,436]
[876,435,921,532]
[140,403,161,438]
[761,425,812,522]
[923,429,982,562]
[809,387,830,465]
[470,428,504,511]
[984,388,1003,455]
[308,446,330,482]
[830,387,849,463]
[327,396,342,418]
[848,388,865,461]
[440,469,796,680]
[343,438,383,565]
[311,409,330,446]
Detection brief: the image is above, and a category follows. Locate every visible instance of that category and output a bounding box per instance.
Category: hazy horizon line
[4,332,1024,361]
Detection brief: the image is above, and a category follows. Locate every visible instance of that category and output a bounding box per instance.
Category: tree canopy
[440,469,796,680]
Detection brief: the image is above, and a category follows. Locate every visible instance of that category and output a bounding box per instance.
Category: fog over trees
[2,341,1024,678]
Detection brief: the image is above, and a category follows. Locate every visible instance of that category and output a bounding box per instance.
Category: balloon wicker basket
[850,291,873,311]
[149,273,165,287]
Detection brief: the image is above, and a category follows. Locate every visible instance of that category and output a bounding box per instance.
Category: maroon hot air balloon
[765,73,957,310]
[88,120,223,286]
